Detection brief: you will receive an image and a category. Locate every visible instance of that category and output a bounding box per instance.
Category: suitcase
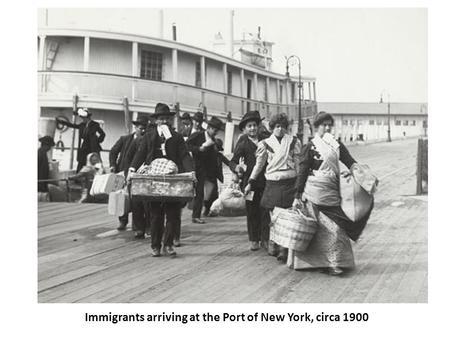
[90,173,125,196]
[108,189,130,216]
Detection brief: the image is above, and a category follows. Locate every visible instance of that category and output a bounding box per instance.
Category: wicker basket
[130,172,195,202]
[270,207,317,252]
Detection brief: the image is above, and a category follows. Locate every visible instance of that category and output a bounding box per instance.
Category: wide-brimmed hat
[152,103,175,118]
[132,115,149,127]
[207,116,225,131]
[192,111,204,123]
[180,112,192,121]
[77,108,91,117]
[239,110,262,131]
[39,136,55,147]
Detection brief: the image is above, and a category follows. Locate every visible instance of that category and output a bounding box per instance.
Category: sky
[38,8,427,103]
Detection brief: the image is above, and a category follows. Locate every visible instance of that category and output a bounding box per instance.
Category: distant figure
[56,108,105,172]
[179,112,193,140]
[68,152,105,203]
[38,136,55,198]
[191,111,205,134]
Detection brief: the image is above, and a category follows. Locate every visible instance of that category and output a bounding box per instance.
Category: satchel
[340,170,373,222]
[90,173,125,196]
[108,189,130,216]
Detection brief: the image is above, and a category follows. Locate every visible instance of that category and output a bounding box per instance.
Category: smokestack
[230,10,234,58]
[159,9,164,39]
[172,23,177,41]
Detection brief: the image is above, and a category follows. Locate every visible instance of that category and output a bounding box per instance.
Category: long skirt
[287,200,356,270]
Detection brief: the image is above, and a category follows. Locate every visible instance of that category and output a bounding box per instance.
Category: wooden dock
[38,138,427,303]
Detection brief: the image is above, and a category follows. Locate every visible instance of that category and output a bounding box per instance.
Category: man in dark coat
[38,136,55,193]
[129,103,194,257]
[109,115,148,231]
[186,116,227,223]
[56,108,105,172]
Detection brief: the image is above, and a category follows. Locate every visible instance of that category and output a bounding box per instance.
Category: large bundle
[108,189,130,216]
[209,184,246,217]
[340,170,374,222]
[130,172,195,202]
[352,163,379,194]
[90,173,125,196]
[138,158,178,175]
[270,207,317,252]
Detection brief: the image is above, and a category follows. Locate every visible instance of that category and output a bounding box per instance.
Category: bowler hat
[192,111,204,123]
[207,116,225,131]
[39,136,55,147]
[132,115,149,126]
[239,110,262,131]
[180,112,192,121]
[153,103,175,118]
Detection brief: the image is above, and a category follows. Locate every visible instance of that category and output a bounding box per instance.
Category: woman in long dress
[290,111,373,276]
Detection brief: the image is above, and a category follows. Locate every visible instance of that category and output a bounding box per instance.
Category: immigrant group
[38,103,374,276]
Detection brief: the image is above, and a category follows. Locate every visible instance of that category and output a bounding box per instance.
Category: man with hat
[56,108,106,172]
[187,116,228,223]
[179,112,193,141]
[109,115,149,231]
[129,103,194,257]
[38,136,56,195]
[230,111,270,251]
[191,111,205,134]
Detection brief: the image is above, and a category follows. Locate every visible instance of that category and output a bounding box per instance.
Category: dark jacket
[58,119,105,161]
[38,147,50,192]
[109,133,136,173]
[230,134,266,189]
[186,131,227,182]
[295,140,356,198]
[130,127,193,173]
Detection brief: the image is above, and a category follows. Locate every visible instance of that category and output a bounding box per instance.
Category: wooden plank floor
[38,138,427,303]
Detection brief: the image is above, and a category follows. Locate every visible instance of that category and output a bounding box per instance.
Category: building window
[291,83,296,103]
[411,120,416,126]
[395,120,401,126]
[384,120,389,125]
[376,120,382,125]
[369,120,375,125]
[227,71,232,95]
[350,120,354,126]
[195,61,201,87]
[403,120,409,126]
[357,120,363,126]
[140,50,162,81]
[423,120,428,128]
[343,120,349,126]
[279,85,283,103]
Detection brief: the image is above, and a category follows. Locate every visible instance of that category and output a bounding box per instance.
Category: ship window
[395,120,401,126]
[264,79,268,101]
[369,120,375,125]
[140,50,162,81]
[411,120,416,126]
[279,85,283,103]
[227,71,232,95]
[195,61,207,87]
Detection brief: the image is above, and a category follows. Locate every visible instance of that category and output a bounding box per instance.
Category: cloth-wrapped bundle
[209,184,246,217]
[138,158,178,176]
[352,163,378,194]
[270,207,317,252]
[340,170,374,222]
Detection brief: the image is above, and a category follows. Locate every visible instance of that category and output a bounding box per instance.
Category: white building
[38,28,317,169]
[317,102,428,143]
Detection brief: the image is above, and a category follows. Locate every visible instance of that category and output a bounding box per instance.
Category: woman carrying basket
[290,111,373,276]
[245,113,302,262]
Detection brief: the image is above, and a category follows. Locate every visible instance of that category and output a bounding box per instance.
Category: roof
[317,102,428,116]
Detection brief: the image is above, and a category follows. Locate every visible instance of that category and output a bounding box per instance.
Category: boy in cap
[187,116,229,223]
[129,103,194,257]
[56,108,105,172]
[110,115,149,232]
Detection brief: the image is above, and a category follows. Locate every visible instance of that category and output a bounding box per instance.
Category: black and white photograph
[35,7,428,304]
